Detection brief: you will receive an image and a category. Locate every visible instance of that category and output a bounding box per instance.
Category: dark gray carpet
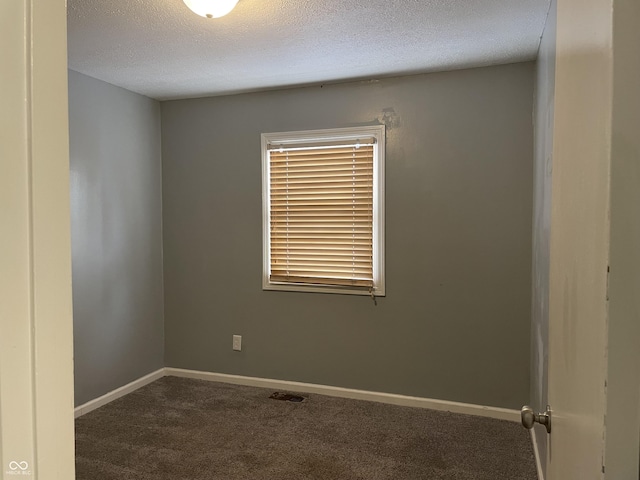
[75,377,537,480]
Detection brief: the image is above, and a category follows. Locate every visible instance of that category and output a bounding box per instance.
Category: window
[262,126,385,296]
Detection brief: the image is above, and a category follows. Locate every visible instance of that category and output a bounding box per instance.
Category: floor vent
[269,392,306,403]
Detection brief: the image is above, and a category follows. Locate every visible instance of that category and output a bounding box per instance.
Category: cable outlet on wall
[232,335,242,351]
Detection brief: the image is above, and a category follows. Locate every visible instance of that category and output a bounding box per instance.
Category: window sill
[263,282,385,297]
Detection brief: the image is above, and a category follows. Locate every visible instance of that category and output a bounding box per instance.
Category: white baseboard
[74,368,165,418]
[165,367,520,423]
[74,367,520,423]
[530,428,545,480]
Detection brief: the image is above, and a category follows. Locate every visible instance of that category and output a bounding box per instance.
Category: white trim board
[530,428,546,480]
[165,368,520,423]
[74,368,165,418]
[73,367,520,423]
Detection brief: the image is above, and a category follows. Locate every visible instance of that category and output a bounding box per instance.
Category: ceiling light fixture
[183,0,239,19]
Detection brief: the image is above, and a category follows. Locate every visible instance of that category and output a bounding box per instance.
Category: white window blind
[262,126,385,296]
[268,143,374,289]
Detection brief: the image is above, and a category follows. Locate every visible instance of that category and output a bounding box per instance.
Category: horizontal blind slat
[271,179,373,188]
[271,168,372,176]
[272,250,372,256]
[270,275,373,288]
[272,256,373,263]
[271,268,373,276]
[271,242,372,247]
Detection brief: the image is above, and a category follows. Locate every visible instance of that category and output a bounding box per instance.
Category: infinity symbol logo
[8,461,28,471]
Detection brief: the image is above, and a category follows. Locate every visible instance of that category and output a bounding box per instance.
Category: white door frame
[0,0,75,478]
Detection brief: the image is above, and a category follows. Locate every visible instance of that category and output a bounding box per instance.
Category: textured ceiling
[67,0,551,100]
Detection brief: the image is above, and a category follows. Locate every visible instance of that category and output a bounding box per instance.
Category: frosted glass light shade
[183,0,239,18]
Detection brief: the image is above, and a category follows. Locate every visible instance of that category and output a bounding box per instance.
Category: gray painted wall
[531,0,556,467]
[161,63,534,409]
[68,70,165,406]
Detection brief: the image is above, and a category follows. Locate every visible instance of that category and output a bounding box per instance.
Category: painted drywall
[161,63,534,409]
[604,0,640,475]
[68,70,165,406]
[531,0,556,471]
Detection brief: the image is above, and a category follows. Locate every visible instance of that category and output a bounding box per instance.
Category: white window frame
[261,125,385,296]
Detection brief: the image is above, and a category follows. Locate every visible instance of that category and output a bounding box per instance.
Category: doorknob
[521,405,551,433]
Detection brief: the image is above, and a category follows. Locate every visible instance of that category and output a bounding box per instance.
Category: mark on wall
[376,108,401,130]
